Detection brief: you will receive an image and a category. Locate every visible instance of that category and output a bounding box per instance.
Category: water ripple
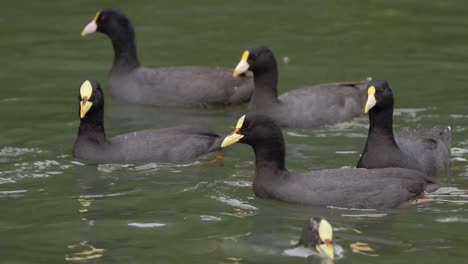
[285,131,309,137]
[0,146,43,157]
[96,161,201,174]
[336,150,358,154]
[128,222,166,228]
[341,213,388,218]
[450,114,468,119]
[283,244,344,260]
[211,195,257,211]
[394,108,427,117]
[436,216,468,223]
[223,180,252,188]
[78,192,130,199]
[200,215,222,221]
[0,189,28,198]
[0,146,73,183]
[451,147,468,156]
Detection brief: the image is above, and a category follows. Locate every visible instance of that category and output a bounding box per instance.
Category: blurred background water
[1,0,468,263]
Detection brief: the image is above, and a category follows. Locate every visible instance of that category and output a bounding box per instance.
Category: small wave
[429,187,468,196]
[200,215,222,221]
[432,199,468,205]
[342,213,388,218]
[324,119,369,130]
[0,177,16,184]
[1,159,70,183]
[15,160,69,175]
[0,189,28,197]
[285,132,309,137]
[211,195,257,210]
[97,164,133,173]
[327,206,377,212]
[223,180,252,187]
[451,147,468,156]
[181,181,208,192]
[0,146,74,183]
[70,161,86,166]
[0,146,43,157]
[394,108,426,117]
[0,98,19,102]
[283,244,344,259]
[315,132,366,138]
[436,216,468,223]
[96,161,200,173]
[134,161,200,171]
[282,246,316,258]
[450,114,468,119]
[128,222,166,228]
[336,150,358,154]
[78,192,129,199]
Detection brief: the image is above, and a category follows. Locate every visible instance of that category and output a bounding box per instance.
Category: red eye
[248,122,254,128]
[100,15,106,21]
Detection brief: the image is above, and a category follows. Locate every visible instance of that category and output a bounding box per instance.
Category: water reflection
[65,166,113,262]
[65,241,105,262]
[350,241,378,257]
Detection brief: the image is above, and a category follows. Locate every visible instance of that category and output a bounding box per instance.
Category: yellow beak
[221,115,246,147]
[316,241,335,260]
[81,11,100,36]
[79,80,94,118]
[221,131,244,147]
[364,86,377,113]
[233,50,250,77]
[316,218,334,260]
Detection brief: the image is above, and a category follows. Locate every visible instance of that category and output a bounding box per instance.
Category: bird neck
[248,66,280,110]
[252,137,286,179]
[109,27,140,72]
[78,109,107,143]
[367,107,398,146]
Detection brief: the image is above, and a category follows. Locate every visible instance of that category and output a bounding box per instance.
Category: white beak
[233,60,250,77]
[364,95,377,113]
[81,21,97,36]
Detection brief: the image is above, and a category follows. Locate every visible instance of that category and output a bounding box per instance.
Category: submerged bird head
[364,79,394,113]
[221,113,283,148]
[233,45,277,77]
[81,8,133,37]
[78,80,103,119]
[300,217,335,260]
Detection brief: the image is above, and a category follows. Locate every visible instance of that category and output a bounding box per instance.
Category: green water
[1,0,468,263]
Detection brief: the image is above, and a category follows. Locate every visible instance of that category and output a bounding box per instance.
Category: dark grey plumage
[109,66,252,107]
[254,167,429,209]
[72,80,222,164]
[357,80,451,179]
[82,9,253,107]
[233,46,370,128]
[222,114,433,209]
[395,126,451,178]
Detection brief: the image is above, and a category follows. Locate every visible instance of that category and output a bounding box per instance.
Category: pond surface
[1,0,468,263]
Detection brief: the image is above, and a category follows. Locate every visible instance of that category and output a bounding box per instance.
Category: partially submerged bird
[232,45,370,128]
[299,217,335,260]
[81,9,253,107]
[221,114,433,209]
[357,80,451,179]
[72,80,222,164]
